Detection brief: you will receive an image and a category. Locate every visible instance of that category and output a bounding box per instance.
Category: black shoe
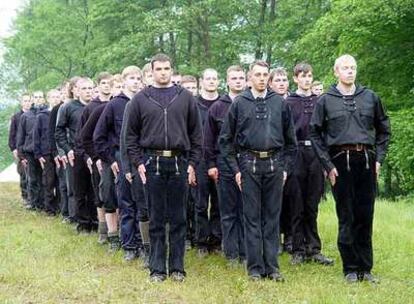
[248,274,262,281]
[290,253,305,265]
[309,253,334,266]
[344,272,359,283]
[149,273,167,283]
[268,271,285,282]
[124,250,136,261]
[359,272,380,284]
[170,271,185,282]
[76,223,91,234]
[185,240,192,251]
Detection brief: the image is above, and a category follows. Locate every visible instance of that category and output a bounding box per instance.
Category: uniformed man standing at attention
[219,60,297,281]
[310,54,391,283]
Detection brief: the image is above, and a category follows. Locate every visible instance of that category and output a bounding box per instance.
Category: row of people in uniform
[8,53,390,283]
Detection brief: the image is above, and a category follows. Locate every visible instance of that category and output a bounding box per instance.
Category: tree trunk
[266,0,276,64]
[255,0,268,59]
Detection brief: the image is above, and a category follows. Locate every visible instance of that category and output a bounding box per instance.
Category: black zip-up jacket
[77,97,108,160]
[120,101,133,174]
[33,105,52,159]
[94,93,129,164]
[219,89,298,175]
[125,85,202,168]
[16,106,38,157]
[49,102,63,157]
[204,94,233,169]
[80,103,107,162]
[197,95,220,127]
[285,92,319,141]
[309,85,391,172]
[55,99,85,154]
[8,110,24,151]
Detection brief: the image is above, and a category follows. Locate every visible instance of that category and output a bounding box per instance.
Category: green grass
[0,183,413,304]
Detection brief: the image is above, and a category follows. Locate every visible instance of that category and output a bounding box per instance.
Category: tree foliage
[1,0,413,194]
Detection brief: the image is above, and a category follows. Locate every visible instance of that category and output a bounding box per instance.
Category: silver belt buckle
[356,144,363,151]
[162,150,172,157]
[304,140,312,146]
[259,151,269,158]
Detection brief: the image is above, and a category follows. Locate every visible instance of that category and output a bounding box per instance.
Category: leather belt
[298,140,312,146]
[151,150,181,157]
[333,144,370,152]
[248,150,277,159]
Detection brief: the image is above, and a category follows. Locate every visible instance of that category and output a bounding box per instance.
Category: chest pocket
[359,108,374,130]
[326,110,347,137]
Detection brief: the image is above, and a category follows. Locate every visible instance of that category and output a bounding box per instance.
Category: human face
[312,84,324,96]
[21,95,32,111]
[182,82,198,96]
[123,73,142,94]
[201,70,219,93]
[48,91,61,107]
[294,71,313,91]
[152,61,172,87]
[112,81,122,96]
[335,58,357,86]
[143,72,153,86]
[98,78,112,96]
[227,70,246,94]
[77,80,94,103]
[269,74,289,95]
[33,91,45,106]
[250,65,269,93]
[171,74,182,85]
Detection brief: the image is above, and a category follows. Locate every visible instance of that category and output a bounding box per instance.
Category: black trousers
[290,146,324,256]
[42,155,59,214]
[146,155,188,276]
[65,164,77,221]
[280,174,293,244]
[331,149,376,274]
[217,156,245,260]
[194,161,221,250]
[56,164,68,216]
[186,186,196,244]
[239,153,283,276]
[73,154,96,226]
[26,153,44,209]
[17,161,28,201]
[91,162,104,209]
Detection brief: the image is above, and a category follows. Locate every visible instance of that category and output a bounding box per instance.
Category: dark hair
[181,75,197,84]
[269,67,288,81]
[293,62,313,77]
[150,53,172,69]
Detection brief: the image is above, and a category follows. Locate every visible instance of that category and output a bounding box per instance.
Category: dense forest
[0,0,413,196]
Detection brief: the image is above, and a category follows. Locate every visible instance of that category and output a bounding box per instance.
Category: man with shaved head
[310,54,391,283]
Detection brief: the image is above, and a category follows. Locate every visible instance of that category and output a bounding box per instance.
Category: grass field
[0,182,413,304]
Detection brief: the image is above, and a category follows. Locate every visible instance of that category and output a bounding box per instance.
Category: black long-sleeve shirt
[8,110,24,152]
[55,99,85,154]
[219,89,297,175]
[309,85,391,172]
[285,92,319,141]
[33,106,52,159]
[49,102,63,157]
[125,85,202,168]
[203,94,233,169]
[17,107,38,157]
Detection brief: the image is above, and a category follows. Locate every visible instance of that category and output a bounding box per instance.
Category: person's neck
[123,90,135,99]
[336,82,356,95]
[251,87,266,99]
[153,82,173,89]
[79,99,89,106]
[99,93,111,102]
[201,90,219,101]
[229,91,239,101]
[296,88,312,97]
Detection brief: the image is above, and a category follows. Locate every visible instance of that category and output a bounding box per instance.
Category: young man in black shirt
[126,53,202,282]
[310,54,391,283]
[219,60,297,281]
